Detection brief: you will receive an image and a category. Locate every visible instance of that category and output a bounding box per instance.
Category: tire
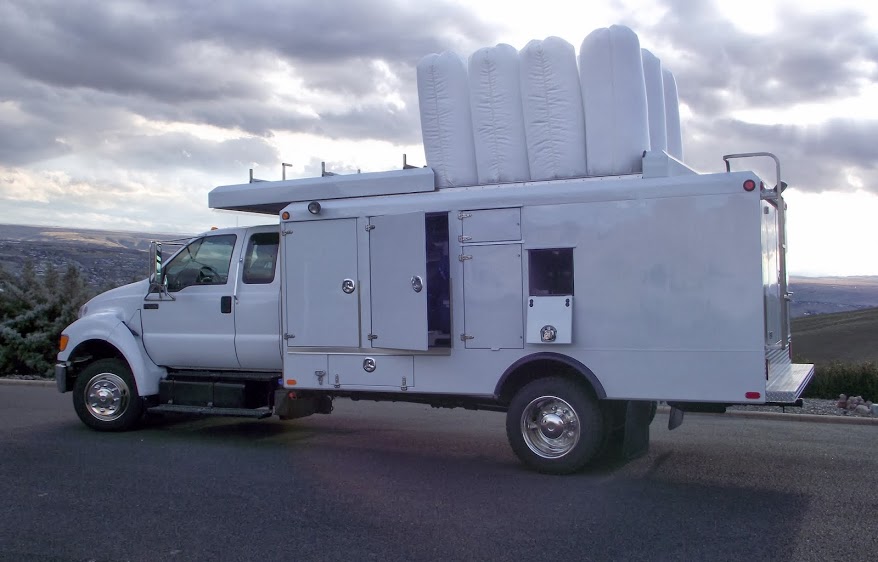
[506,377,605,474]
[73,358,143,431]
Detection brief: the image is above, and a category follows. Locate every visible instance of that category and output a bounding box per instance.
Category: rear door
[234,229,282,370]
[762,201,782,346]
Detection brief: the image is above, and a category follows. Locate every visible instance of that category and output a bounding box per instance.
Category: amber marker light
[286,379,297,386]
[281,211,290,220]
[59,335,69,351]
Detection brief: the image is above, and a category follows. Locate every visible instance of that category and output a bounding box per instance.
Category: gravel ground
[728,398,876,418]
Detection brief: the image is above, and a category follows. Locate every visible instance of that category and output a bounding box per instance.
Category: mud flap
[668,406,685,430]
[621,400,652,460]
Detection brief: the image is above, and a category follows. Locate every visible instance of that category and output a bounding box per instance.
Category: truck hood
[80,279,150,320]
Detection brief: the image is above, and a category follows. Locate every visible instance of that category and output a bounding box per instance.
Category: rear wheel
[73,358,143,431]
[506,377,604,474]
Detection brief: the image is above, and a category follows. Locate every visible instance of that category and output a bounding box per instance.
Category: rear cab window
[242,232,280,284]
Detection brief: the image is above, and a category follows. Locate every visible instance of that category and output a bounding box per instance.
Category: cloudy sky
[1,0,876,276]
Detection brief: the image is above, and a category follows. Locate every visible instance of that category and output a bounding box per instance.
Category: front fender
[59,310,166,397]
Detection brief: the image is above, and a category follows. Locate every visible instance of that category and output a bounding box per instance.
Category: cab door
[141,233,240,369]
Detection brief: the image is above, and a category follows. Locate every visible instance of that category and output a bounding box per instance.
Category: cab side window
[242,232,279,285]
[164,234,237,292]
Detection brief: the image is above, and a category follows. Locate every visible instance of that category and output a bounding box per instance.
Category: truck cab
[141,225,282,372]
[55,225,288,431]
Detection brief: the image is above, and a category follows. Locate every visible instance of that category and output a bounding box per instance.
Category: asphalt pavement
[1,383,876,562]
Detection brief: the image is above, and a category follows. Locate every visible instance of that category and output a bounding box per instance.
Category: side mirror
[148,241,162,285]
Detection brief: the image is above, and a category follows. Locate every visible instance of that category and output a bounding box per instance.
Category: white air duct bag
[417,52,478,187]
[519,36,587,181]
[468,44,530,184]
[641,49,667,153]
[663,68,683,161]
[579,25,650,176]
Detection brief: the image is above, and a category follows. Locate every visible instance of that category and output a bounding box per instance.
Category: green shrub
[0,261,94,377]
[802,361,878,401]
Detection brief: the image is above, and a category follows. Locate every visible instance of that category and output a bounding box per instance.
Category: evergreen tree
[0,261,94,376]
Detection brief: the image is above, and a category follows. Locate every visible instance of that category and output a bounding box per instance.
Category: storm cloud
[629,0,878,115]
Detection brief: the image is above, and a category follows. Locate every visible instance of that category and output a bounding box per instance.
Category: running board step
[165,370,281,382]
[766,363,815,403]
[148,404,273,419]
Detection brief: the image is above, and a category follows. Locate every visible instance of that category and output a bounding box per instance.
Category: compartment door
[369,212,428,351]
[284,219,360,348]
[462,244,524,349]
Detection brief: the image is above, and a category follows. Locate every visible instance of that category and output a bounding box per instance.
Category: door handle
[220,296,232,314]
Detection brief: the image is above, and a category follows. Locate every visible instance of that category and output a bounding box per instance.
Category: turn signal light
[59,335,69,352]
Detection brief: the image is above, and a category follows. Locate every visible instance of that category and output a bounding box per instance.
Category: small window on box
[529,248,574,296]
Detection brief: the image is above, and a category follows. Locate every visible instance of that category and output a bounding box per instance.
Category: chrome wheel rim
[520,395,580,459]
[84,373,129,422]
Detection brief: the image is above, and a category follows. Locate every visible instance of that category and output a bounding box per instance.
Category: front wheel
[73,358,143,431]
[506,377,604,474]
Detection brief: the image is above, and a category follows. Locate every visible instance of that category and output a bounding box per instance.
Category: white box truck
[55,151,814,473]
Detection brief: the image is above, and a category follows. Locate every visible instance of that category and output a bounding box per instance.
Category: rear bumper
[766,362,814,403]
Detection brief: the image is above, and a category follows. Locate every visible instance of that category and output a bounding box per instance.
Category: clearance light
[210,226,218,230]
[743,179,756,191]
[745,392,761,400]
[59,335,69,352]
[286,380,297,387]
[281,211,290,220]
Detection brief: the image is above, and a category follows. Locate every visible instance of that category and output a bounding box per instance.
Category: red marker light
[745,392,761,400]
[743,179,756,192]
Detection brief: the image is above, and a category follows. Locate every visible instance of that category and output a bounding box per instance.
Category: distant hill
[0,224,189,290]
[789,276,878,317]
[792,307,878,364]
[0,224,180,250]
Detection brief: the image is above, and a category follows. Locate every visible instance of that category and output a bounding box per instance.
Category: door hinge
[283,333,295,340]
[458,235,472,243]
[333,374,341,389]
[458,212,472,220]
[460,333,474,341]
[365,224,375,231]
[367,334,378,341]
[401,376,408,391]
[315,370,326,385]
[458,255,472,262]
[281,229,293,236]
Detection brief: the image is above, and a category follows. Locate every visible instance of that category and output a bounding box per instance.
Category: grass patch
[800,361,878,401]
